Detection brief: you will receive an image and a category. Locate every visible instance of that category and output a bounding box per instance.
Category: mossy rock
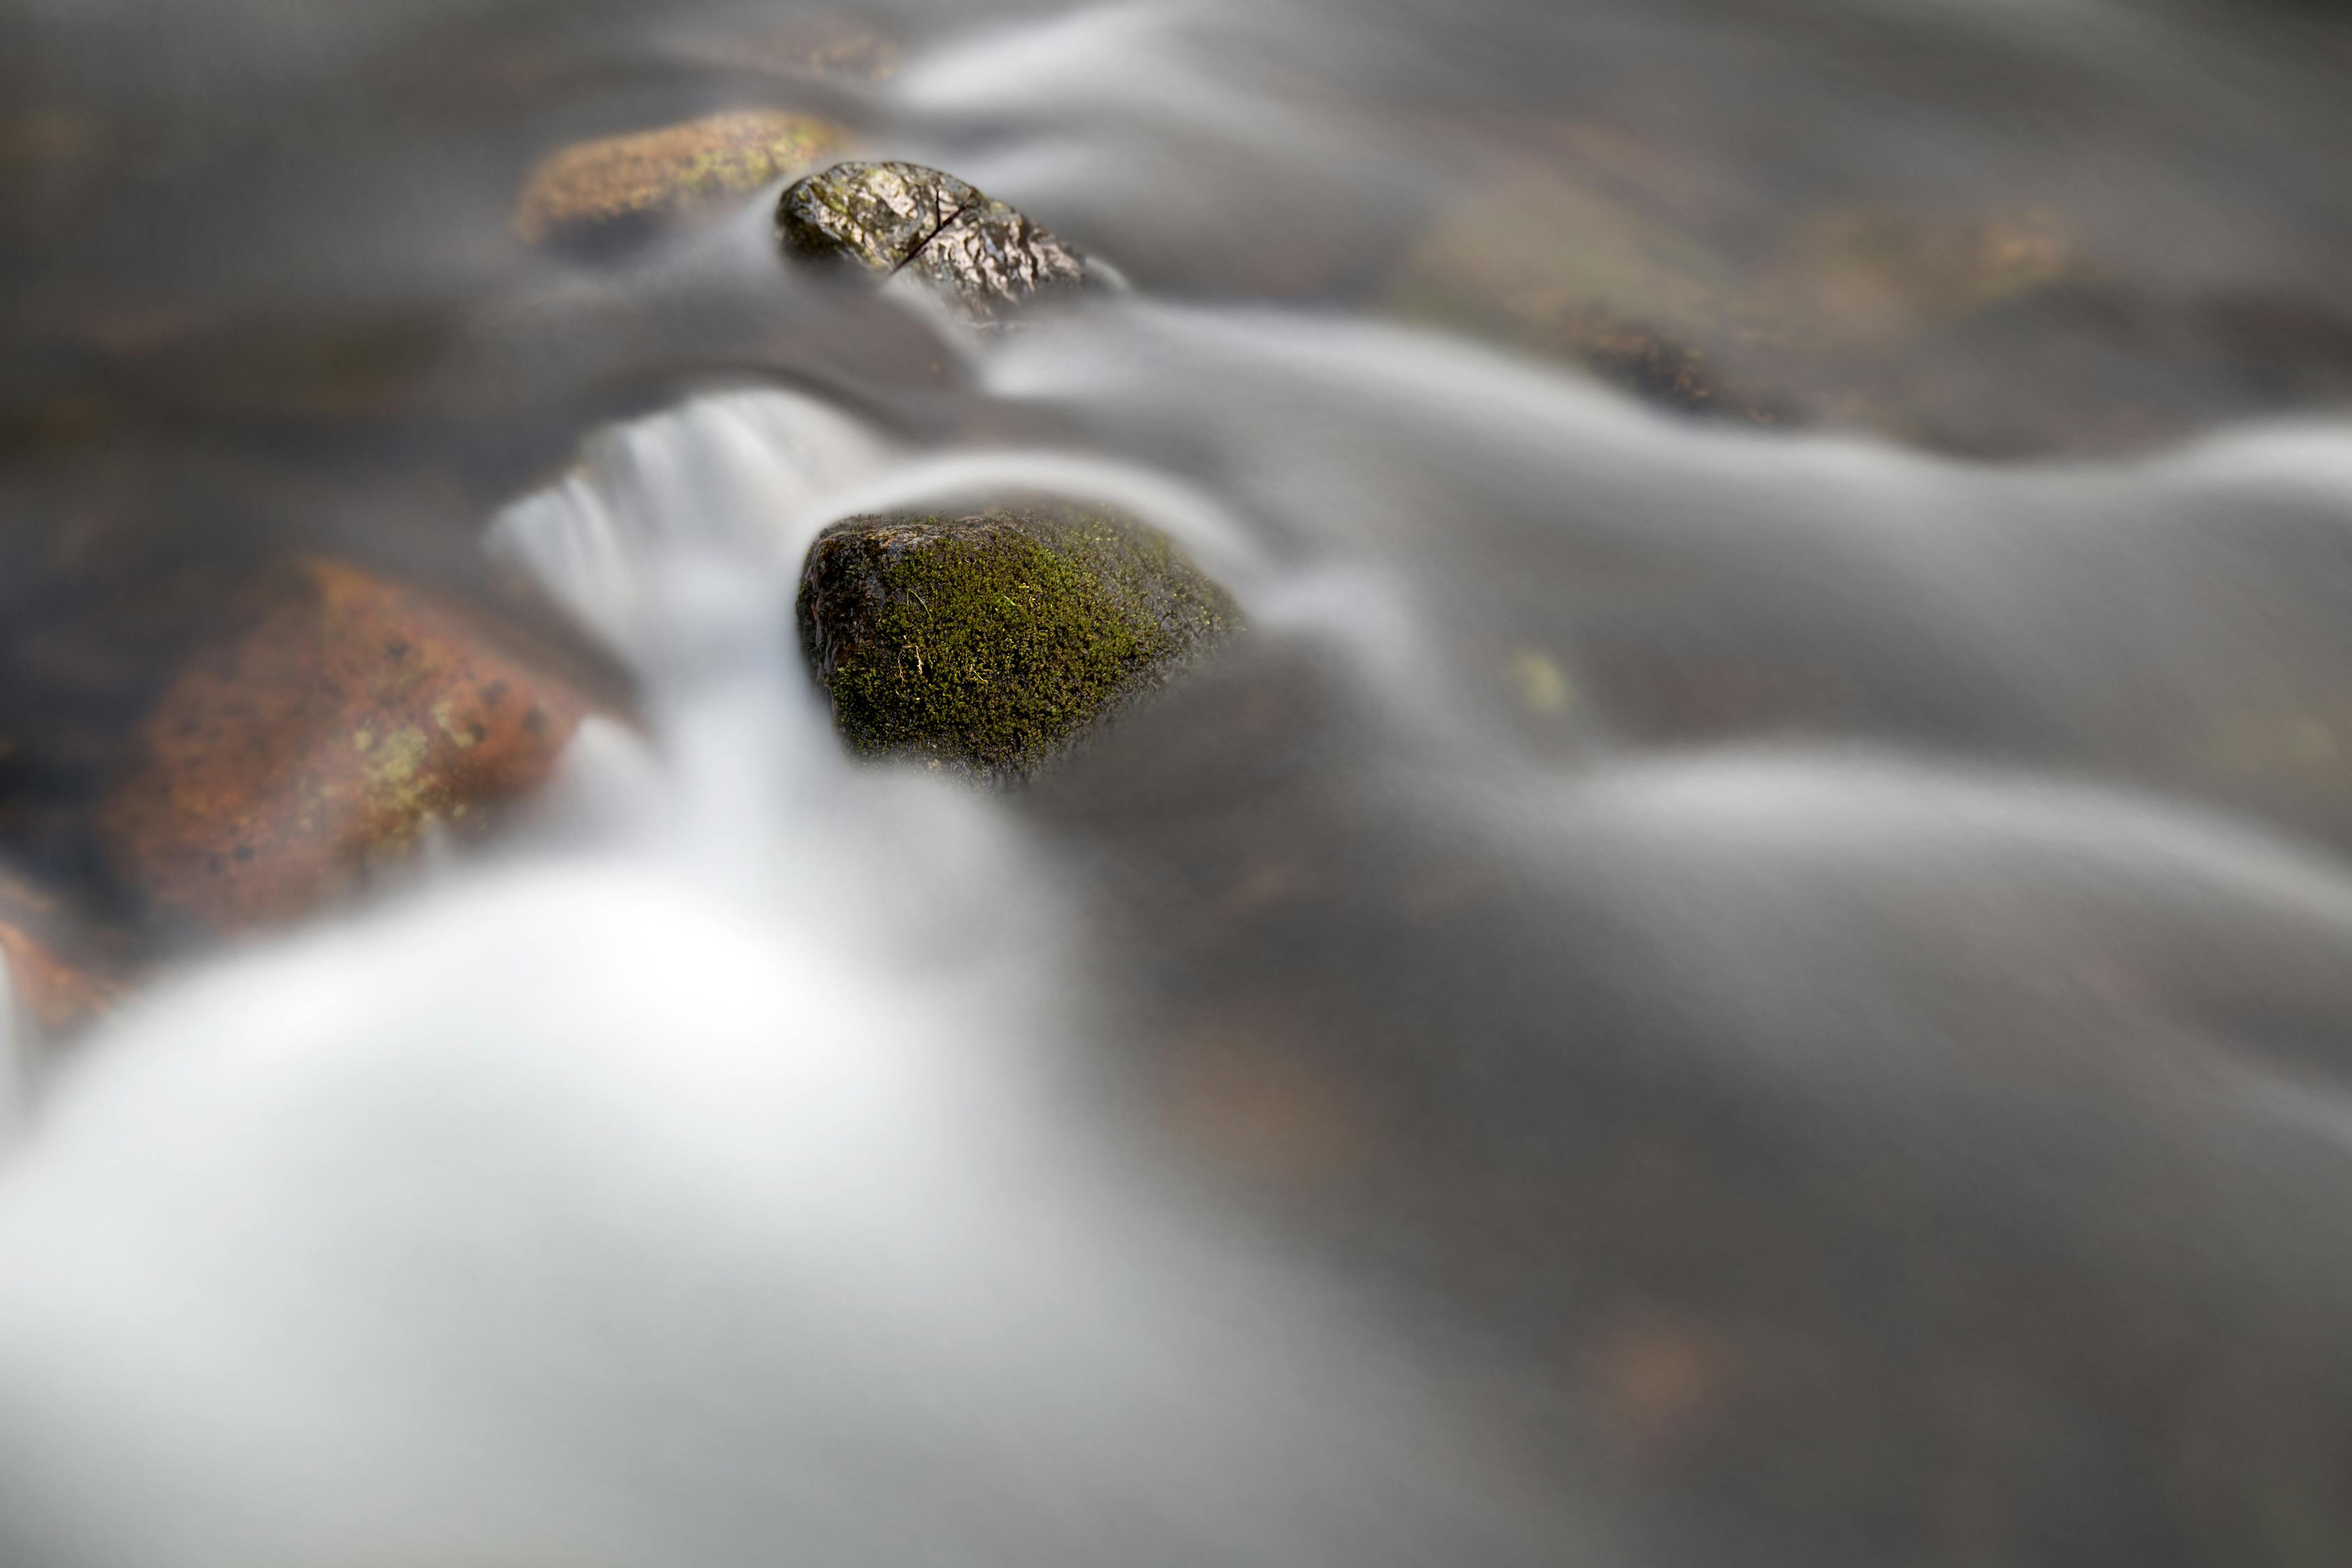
[513,110,843,248]
[797,507,1235,780]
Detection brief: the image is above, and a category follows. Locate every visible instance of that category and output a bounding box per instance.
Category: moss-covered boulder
[797,507,1234,779]
[776,162,1093,326]
[513,110,843,248]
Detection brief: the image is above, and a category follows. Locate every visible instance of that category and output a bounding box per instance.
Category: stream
[5,2,2352,1565]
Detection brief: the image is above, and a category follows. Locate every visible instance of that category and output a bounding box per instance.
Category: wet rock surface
[798,506,1234,779]
[513,110,842,248]
[776,162,1093,325]
[93,558,593,935]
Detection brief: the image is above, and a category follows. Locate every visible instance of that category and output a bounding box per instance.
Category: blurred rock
[1753,206,2073,345]
[513,110,843,248]
[1389,141,2352,453]
[1882,280,2352,456]
[1167,1007,1368,1185]
[657,13,902,81]
[0,110,111,246]
[1383,146,2077,432]
[736,15,903,80]
[776,162,1093,327]
[88,308,458,426]
[1583,1315,1734,1469]
[94,558,592,935]
[799,505,1233,780]
[0,870,115,1038]
[1558,307,1794,426]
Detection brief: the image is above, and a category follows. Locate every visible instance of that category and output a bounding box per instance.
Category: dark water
[6,2,2352,1565]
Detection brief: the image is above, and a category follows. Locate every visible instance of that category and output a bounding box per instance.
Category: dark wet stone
[780,162,978,273]
[776,161,1093,325]
[797,505,1233,780]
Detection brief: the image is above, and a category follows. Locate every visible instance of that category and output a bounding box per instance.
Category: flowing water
[6,1,2352,1565]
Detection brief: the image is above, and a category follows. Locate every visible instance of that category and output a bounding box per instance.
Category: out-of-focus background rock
[1385,121,2352,454]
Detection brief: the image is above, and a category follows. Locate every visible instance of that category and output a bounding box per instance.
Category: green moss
[799,509,1233,778]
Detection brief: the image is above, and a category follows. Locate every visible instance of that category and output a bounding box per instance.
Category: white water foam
[0,386,1569,1568]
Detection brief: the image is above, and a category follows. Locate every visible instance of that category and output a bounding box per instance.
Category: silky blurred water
[5,1,2352,1565]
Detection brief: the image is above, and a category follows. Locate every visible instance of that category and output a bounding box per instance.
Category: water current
[4,1,2352,1564]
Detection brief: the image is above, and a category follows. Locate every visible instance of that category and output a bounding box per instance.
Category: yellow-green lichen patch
[799,507,1235,778]
[361,727,438,835]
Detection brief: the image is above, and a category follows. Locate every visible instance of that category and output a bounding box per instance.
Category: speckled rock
[93,558,593,934]
[776,162,1093,325]
[799,506,1233,779]
[514,110,843,247]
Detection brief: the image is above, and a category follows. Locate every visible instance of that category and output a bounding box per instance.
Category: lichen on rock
[93,558,594,934]
[513,110,843,247]
[776,161,1093,325]
[798,506,1234,779]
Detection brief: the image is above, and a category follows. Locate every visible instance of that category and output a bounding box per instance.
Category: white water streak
[0,382,1567,1568]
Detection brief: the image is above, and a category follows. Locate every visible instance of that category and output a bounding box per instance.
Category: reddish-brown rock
[94,558,591,935]
[0,873,116,1037]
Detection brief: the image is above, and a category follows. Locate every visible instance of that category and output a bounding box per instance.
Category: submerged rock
[93,559,594,935]
[738,15,902,79]
[1562,307,1794,426]
[798,507,1234,779]
[776,162,1092,325]
[1385,144,2112,443]
[514,110,842,247]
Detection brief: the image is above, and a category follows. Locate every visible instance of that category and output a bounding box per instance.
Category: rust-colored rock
[94,558,591,935]
[512,109,843,247]
[0,872,116,1038]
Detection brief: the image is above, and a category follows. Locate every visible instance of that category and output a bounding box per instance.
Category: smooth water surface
[5,2,2352,1564]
